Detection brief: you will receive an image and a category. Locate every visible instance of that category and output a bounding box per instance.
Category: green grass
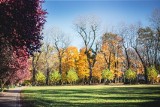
[21,85,160,107]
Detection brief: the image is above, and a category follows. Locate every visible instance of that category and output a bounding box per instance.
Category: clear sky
[42,0,160,49]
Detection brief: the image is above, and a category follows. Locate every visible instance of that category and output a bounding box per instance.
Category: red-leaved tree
[0,0,46,90]
[8,49,31,85]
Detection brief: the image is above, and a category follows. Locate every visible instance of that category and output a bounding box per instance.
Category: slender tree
[49,27,70,83]
[74,15,101,84]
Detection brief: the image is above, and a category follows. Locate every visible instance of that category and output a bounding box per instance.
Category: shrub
[125,69,136,84]
[35,71,46,85]
[49,70,61,85]
[102,69,114,83]
[147,66,158,84]
[67,69,78,84]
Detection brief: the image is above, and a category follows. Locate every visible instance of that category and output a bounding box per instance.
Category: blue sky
[43,0,160,49]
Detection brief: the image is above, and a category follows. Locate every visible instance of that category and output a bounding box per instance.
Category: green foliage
[102,69,114,81]
[125,69,136,81]
[147,66,158,83]
[35,71,46,85]
[49,70,61,85]
[67,69,78,84]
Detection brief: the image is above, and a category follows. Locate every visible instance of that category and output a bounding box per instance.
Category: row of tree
[31,9,160,85]
[31,40,159,85]
[34,66,158,85]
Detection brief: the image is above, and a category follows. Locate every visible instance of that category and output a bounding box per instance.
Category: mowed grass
[21,85,160,107]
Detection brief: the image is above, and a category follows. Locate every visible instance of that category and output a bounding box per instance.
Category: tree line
[31,9,160,85]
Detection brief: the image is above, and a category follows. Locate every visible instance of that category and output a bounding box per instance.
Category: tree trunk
[124,47,130,70]
[58,55,63,85]
[32,55,36,86]
[123,74,126,83]
[87,55,93,85]
[134,48,148,84]
[146,47,151,66]
[59,57,62,74]
[46,68,50,85]
[1,84,4,92]
[0,79,4,92]
[108,52,112,70]
[136,73,138,84]
[89,67,92,85]
[32,68,36,86]
[104,79,107,84]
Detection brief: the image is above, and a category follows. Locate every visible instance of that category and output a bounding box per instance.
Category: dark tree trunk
[32,68,36,86]
[0,79,4,92]
[32,56,35,86]
[46,68,50,85]
[59,58,63,85]
[59,57,62,75]
[89,68,92,85]
[134,48,148,84]
[88,61,92,85]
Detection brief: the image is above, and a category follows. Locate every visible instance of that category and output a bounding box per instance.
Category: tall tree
[41,44,54,85]
[32,52,42,85]
[101,33,124,83]
[62,46,79,82]
[134,27,154,83]
[117,23,131,70]
[74,15,100,84]
[49,27,70,83]
[31,44,56,85]
[149,9,160,71]
[0,0,46,88]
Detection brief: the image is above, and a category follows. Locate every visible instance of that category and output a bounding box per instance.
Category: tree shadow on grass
[22,87,160,95]
[4,89,21,93]
[22,99,160,107]
[21,86,160,107]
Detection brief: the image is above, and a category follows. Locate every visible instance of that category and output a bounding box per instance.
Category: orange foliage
[61,46,79,82]
[76,48,89,79]
[101,33,124,79]
[92,53,105,81]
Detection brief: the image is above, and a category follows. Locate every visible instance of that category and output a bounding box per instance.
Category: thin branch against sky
[43,0,160,49]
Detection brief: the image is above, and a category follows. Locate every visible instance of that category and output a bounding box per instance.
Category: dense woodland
[0,1,160,90]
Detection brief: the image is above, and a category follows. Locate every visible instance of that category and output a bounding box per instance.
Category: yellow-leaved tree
[62,46,79,83]
[76,48,89,84]
[92,53,105,83]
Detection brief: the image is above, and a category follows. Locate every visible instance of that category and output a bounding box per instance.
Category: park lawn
[21,85,160,107]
